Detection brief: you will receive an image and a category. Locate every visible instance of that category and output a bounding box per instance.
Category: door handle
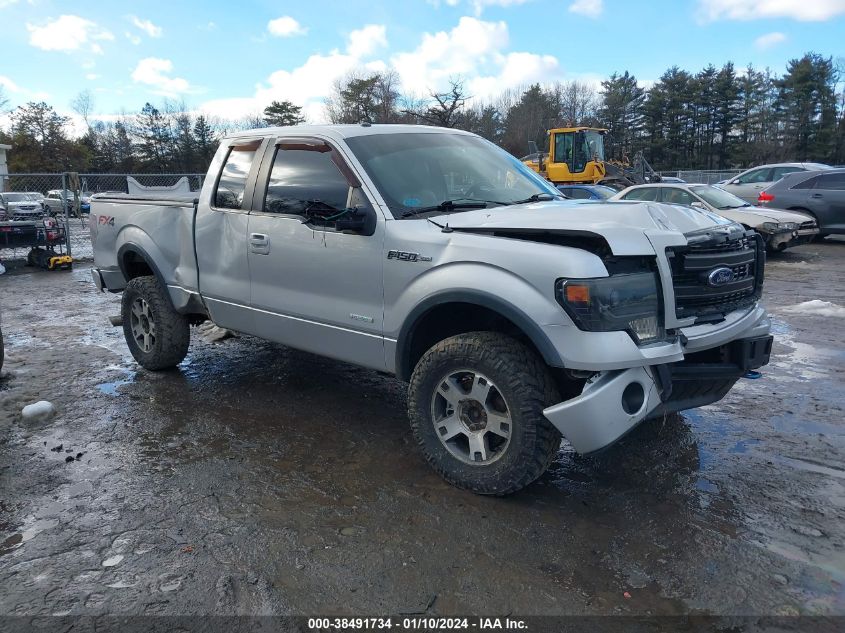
[811,193,823,199]
[249,233,268,244]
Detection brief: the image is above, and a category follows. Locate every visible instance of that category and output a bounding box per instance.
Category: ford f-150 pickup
[90,124,773,495]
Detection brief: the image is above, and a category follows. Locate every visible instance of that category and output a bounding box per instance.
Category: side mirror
[690,201,707,210]
[336,205,376,236]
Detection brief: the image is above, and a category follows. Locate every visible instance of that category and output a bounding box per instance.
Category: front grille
[800,220,817,230]
[667,231,764,322]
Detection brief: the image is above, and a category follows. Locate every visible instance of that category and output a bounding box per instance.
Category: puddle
[96,368,136,396]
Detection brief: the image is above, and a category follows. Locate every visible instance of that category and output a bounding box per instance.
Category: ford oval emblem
[707,266,734,287]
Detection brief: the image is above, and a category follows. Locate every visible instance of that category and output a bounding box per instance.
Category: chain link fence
[0,173,204,263]
[659,169,743,185]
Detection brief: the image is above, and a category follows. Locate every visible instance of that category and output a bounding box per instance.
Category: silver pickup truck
[91,124,773,495]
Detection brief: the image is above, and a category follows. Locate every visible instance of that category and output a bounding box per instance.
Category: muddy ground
[0,240,843,620]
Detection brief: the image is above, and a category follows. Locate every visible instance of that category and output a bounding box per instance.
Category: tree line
[0,51,843,175]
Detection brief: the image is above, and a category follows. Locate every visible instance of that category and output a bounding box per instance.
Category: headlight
[761,222,797,232]
[555,272,664,344]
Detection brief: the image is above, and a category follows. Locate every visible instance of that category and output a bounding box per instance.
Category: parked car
[91,124,772,495]
[556,184,617,200]
[0,192,45,221]
[757,168,845,237]
[611,183,818,251]
[44,190,91,216]
[718,163,831,204]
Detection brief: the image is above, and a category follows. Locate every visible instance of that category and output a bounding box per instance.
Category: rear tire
[408,332,561,495]
[121,276,190,370]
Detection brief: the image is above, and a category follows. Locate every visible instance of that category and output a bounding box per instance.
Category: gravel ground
[0,239,843,621]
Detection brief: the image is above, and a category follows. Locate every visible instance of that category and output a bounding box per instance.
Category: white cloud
[568,0,604,18]
[428,0,529,15]
[0,0,20,8]
[697,0,845,22]
[85,73,100,81]
[392,16,511,95]
[0,75,22,93]
[754,31,787,49]
[347,24,388,59]
[125,31,142,45]
[267,16,307,37]
[199,17,564,124]
[128,15,163,38]
[27,15,114,55]
[131,58,195,97]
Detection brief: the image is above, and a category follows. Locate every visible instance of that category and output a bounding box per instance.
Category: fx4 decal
[97,215,115,227]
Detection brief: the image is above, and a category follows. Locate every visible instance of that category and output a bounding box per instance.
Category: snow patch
[781,300,845,318]
[196,321,235,343]
[102,554,124,567]
[21,400,56,421]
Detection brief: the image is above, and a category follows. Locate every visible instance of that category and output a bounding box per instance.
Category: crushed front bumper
[544,333,774,454]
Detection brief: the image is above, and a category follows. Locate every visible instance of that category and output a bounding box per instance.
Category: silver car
[611,183,818,251]
[719,163,831,204]
[0,192,44,221]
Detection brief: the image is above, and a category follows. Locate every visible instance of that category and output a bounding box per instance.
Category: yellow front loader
[521,127,660,190]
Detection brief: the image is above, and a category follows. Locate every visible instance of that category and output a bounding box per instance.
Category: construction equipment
[521,127,661,190]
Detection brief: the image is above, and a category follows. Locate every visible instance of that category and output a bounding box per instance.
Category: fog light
[629,316,660,343]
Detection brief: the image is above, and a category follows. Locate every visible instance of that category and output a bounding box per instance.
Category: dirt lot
[0,240,844,620]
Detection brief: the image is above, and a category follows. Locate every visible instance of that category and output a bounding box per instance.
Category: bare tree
[404,79,470,128]
[70,89,95,128]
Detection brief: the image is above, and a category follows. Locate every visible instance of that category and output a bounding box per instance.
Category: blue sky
[1,0,844,127]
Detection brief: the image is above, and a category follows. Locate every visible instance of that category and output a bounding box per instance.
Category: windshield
[345,132,561,218]
[3,193,29,202]
[691,185,750,210]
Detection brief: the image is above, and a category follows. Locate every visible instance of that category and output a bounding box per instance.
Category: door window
[815,173,845,191]
[215,141,261,210]
[736,168,771,184]
[771,166,804,181]
[662,188,696,206]
[622,188,658,201]
[553,133,573,167]
[263,144,351,222]
[791,175,819,190]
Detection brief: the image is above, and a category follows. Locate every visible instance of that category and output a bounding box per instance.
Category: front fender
[388,262,571,379]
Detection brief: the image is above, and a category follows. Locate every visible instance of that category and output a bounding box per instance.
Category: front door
[246,138,387,371]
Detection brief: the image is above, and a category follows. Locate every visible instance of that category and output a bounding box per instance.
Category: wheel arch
[117,242,168,291]
[395,290,564,382]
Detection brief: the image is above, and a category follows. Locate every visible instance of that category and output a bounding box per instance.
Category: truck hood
[437,200,735,254]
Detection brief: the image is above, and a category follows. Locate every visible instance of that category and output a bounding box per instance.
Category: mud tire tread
[408,332,561,496]
[121,276,190,371]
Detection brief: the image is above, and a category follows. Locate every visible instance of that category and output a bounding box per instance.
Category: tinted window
[264,145,350,217]
[565,188,592,199]
[662,188,696,206]
[622,188,658,201]
[215,141,260,209]
[815,173,845,191]
[791,175,819,190]
[772,166,804,181]
[737,168,771,184]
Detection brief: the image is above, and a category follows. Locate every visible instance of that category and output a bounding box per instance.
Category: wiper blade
[510,192,562,205]
[401,199,489,218]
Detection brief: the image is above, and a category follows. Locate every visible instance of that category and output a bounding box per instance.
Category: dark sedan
[758,169,845,237]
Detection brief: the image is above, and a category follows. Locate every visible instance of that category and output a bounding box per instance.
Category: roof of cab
[222,123,477,142]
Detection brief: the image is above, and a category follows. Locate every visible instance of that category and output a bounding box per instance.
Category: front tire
[408,332,561,495]
[121,276,190,370]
